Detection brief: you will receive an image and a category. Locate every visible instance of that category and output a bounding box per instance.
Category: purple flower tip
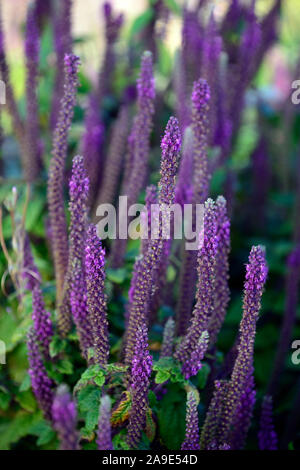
[64,53,81,76]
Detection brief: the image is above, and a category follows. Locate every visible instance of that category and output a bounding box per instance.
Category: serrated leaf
[56,358,73,375]
[145,408,156,442]
[85,408,99,432]
[49,336,66,358]
[155,369,171,384]
[77,385,101,413]
[158,384,186,449]
[111,391,132,427]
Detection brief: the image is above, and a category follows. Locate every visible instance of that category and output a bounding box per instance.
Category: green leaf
[77,385,101,413]
[0,411,41,450]
[15,390,37,412]
[85,407,99,432]
[49,336,67,358]
[111,391,132,427]
[19,374,31,392]
[155,369,171,384]
[197,363,211,390]
[158,384,186,449]
[56,358,73,375]
[129,9,154,38]
[0,389,10,410]
[30,420,56,446]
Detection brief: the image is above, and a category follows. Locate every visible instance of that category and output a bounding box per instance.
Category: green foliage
[153,357,185,384]
[157,383,186,449]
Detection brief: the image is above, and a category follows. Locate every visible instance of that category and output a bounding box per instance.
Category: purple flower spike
[111,51,155,268]
[27,327,54,421]
[22,233,40,291]
[96,105,130,207]
[97,395,113,450]
[52,385,80,450]
[70,259,93,360]
[160,318,175,358]
[159,116,181,206]
[182,331,209,380]
[32,285,53,359]
[85,224,109,367]
[221,246,267,448]
[24,6,40,181]
[48,53,80,323]
[175,199,218,364]
[191,78,211,204]
[208,196,231,346]
[258,395,278,450]
[127,324,152,448]
[181,392,200,450]
[57,155,90,338]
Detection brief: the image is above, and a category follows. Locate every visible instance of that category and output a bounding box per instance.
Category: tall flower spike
[85,224,109,367]
[27,327,54,421]
[52,385,80,450]
[160,317,175,358]
[57,154,90,337]
[24,6,40,181]
[98,2,123,101]
[95,105,130,208]
[191,78,211,203]
[207,196,230,346]
[81,95,104,205]
[124,118,181,366]
[176,80,211,335]
[159,116,181,206]
[127,324,152,448]
[70,260,92,360]
[97,395,113,450]
[21,233,40,291]
[200,379,230,449]
[175,199,218,364]
[258,395,278,450]
[181,392,200,450]
[48,54,80,314]
[147,117,181,322]
[229,371,256,449]
[32,285,53,359]
[181,331,209,380]
[50,0,73,130]
[218,246,268,446]
[111,51,155,268]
